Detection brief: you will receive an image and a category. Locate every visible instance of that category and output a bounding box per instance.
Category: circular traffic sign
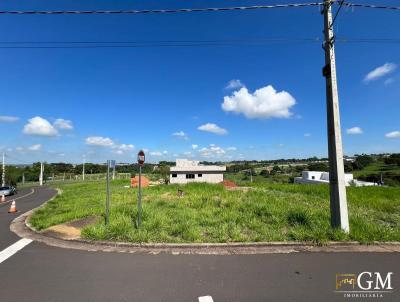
[137,150,145,166]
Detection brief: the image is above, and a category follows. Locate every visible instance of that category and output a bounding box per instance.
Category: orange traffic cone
[8,200,17,213]
[1,194,5,203]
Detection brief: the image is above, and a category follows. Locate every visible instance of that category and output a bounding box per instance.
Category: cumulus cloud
[226,146,237,151]
[86,136,134,155]
[221,85,296,119]
[304,133,311,137]
[23,116,58,137]
[114,144,134,152]
[85,136,115,147]
[384,78,395,86]
[198,123,228,135]
[191,144,198,150]
[385,131,400,139]
[150,151,163,156]
[0,116,19,122]
[172,130,188,140]
[364,63,397,83]
[199,145,226,158]
[28,144,42,151]
[346,127,363,135]
[225,79,244,90]
[54,118,74,130]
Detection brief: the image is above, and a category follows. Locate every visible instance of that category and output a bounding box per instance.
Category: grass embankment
[29,180,400,244]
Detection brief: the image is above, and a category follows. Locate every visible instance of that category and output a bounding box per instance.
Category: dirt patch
[42,216,100,240]
[221,180,238,188]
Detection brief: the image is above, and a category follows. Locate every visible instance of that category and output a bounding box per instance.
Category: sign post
[137,150,145,228]
[105,160,115,226]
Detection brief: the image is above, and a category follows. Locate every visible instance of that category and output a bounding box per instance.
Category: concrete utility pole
[82,158,85,181]
[2,152,5,187]
[322,0,349,233]
[39,162,44,186]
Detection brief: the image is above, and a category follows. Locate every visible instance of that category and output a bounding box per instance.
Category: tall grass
[29,180,400,244]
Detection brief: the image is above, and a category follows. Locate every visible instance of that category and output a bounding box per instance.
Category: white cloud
[163,150,168,154]
[304,133,311,137]
[346,127,363,135]
[221,85,296,119]
[23,116,58,137]
[15,147,24,151]
[198,123,228,135]
[385,131,400,139]
[150,151,163,156]
[28,144,42,151]
[183,151,192,156]
[172,131,188,140]
[191,144,198,150]
[86,136,134,155]
[226,146,237,151]
[225,79,244,90]
[364,63,397,83]
[384,78,395,86]
[199,145,226,158]
[54,118,74,130]
[114,144,134,152]
[85,136,115,147]
[0,116,19,122]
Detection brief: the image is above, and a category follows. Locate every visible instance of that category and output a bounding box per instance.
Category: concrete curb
[10,190,400,255]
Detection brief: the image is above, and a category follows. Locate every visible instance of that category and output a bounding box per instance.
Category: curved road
[0,186,399,302]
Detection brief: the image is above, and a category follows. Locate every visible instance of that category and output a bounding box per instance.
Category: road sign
[108,160,116,169]
[137,150,145,166]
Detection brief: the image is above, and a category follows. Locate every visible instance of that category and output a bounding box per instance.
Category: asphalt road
[0,186,399,302]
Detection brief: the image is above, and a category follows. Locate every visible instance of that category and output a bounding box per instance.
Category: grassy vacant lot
[30,180,400,244]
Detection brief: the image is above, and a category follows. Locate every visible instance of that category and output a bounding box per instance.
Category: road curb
[10,191,400,255]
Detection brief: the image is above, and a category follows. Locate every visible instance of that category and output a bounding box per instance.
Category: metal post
[106,160,110,226]
[2,152,4,186]
[82,159,85,181]
[22,173,25,185]
[138,165,142,227]
[323,0,349,233]
[112,164,115,180]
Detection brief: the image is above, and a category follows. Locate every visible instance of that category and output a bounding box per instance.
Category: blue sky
[0,0,399,164]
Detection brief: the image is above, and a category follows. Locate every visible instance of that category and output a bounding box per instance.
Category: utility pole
[112,164,116,180]
[322,0,349,233]
[82,158,85,181]
[39,162,44,186]
[2,152,5,187]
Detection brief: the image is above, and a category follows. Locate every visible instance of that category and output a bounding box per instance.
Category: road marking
[198,296,214,302]
[13,188,35,201]
[1,188,35,205]
[0,238,33,264]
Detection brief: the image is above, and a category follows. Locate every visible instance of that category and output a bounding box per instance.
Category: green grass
[29,180,400,244]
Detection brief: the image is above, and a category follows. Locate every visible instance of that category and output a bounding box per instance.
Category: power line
[0,3,323,15]
[0,37,399,49]
[331,0,345,27]
[341,2,400,11]
[0,38,322,49]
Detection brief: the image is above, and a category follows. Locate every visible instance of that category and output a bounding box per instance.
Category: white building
[169,159,226,184]
[294,171,376,187]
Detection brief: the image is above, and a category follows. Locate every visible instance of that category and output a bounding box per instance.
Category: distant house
[169,159,226,184]
[294,171,376,187]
